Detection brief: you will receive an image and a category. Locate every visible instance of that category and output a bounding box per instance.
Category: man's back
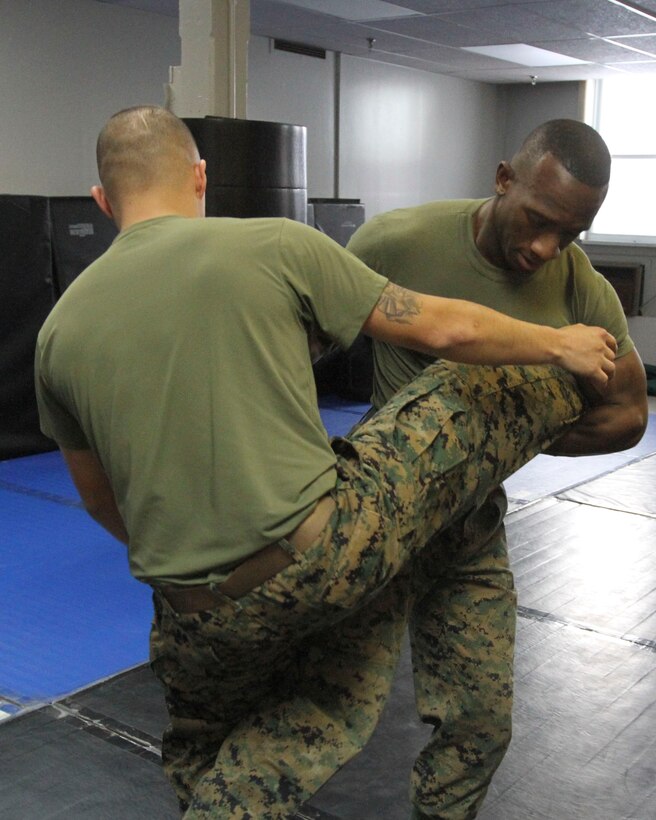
[36,215,386,583]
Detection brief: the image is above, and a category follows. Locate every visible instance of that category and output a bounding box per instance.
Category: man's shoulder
[367,199,482,245]
[379,198,482,224]
[564,241,592,263]
[546,244,628,321]
[558,242,601,280]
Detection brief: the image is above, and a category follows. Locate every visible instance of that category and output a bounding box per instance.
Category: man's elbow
[607,401,650,451]
[420,323,475,359]
[623,407,649,449]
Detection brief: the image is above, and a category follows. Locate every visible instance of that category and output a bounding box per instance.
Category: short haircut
[96,105,200,204]
[514,119,611,188]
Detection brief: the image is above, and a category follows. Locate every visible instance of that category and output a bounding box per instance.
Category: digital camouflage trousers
[405,489,513,820]
[149,360,584,819]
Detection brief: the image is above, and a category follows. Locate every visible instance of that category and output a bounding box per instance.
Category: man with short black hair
[348,118,647,819]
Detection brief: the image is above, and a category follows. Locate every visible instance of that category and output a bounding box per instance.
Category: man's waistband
[154,494,335,613]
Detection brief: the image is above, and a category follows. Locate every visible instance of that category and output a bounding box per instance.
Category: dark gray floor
[1,424,655,819]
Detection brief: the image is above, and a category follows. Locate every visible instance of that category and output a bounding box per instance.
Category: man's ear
[194,159,207,200]
[495,161,514,196]
[91,185,114,220]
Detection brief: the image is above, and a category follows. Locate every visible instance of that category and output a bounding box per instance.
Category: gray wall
[247,36,336,198]
[0,0,179,196]
[0,0,581,215]
[500,81,583,159]
[246,43,507,216]
[337,56,503,217]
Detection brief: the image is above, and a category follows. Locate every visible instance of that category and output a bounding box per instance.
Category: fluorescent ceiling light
[606,0,656,22]
[463,43,589,67]
[274,0,417,21]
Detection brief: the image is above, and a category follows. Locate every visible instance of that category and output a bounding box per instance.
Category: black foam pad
[184,116,307,191]
[0,195,56,458]
[49,196,118,296]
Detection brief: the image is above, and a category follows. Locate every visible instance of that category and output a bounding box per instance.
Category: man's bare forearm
[363,283,617,392]
[546,401,646,455]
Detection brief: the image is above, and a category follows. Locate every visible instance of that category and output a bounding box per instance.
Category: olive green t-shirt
[35,216,387,584]
[347,199,634,408]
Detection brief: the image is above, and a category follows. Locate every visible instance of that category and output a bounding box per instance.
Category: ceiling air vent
[274,39,326,59]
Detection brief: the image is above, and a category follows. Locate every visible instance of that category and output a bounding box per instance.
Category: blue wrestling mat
[0,398,370,712]
[316,396,370,437]
[0,453,152,705]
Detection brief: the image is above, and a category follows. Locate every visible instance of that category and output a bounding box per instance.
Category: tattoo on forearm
[376,283,421,324]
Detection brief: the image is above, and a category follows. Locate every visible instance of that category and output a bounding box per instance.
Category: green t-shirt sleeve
[278,219,388,350]
[568,245,635,359]
[34,338,90,450]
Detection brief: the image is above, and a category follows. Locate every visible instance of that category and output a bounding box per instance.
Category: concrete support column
[166,0,249,118]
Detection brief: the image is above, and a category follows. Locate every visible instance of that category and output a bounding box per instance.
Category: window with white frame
[586,77,656,241]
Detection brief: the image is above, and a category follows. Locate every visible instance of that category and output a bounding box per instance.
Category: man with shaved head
[36,108,620,819]
[348,118,648,819]
[94,105,207,224]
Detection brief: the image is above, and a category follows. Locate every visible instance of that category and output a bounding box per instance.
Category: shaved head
[96,106,200,206]
[512,119,611,188]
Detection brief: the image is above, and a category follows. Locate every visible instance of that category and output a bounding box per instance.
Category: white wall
[339,57,504,218]
[0,0,179,196]
[247,36,335,198]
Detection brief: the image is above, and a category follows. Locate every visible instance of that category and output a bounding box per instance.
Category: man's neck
[118,208,184,232]
[472,197,500,266]
[472,199,488,242]
[117,191,201,232]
